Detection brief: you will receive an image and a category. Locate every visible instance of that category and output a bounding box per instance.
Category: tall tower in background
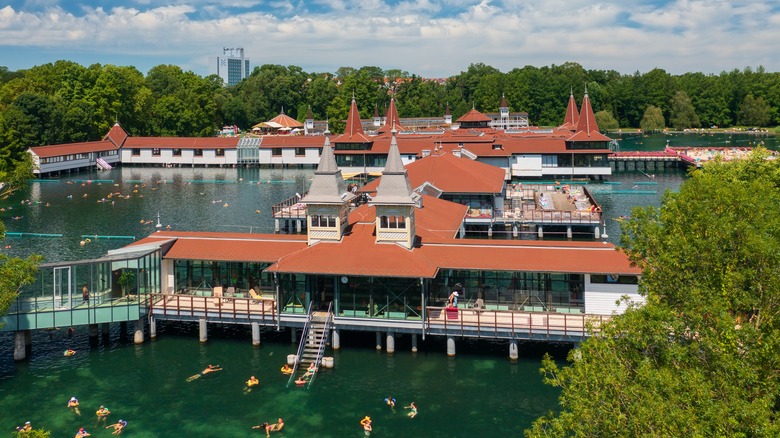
[209,47,250,86]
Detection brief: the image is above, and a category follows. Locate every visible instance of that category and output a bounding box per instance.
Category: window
[194,149,203,157]
[152,148,161,156]
[132,149,141,156]
[216,149,225,156]
[295,148,306,156]
[542,155,557,168]
[173,149,182,156]
[590,274,638,285]
[272,148,282,157]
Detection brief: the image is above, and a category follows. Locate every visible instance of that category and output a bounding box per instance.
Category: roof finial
[584,84,589,95]
[570,86,574,96]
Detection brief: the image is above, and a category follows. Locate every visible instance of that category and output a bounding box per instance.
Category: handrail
[425,306,605,339]
[286,302,314,388]
[305,301,333,389]
[148,293,276,322]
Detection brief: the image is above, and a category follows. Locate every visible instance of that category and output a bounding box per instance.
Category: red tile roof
[456,108,491,123]
[29,141,118,158]
[333,97,372,143]
[133,231,307,263]
[361,153,506,194]
[268,111,304,129]
[104,123,129,146]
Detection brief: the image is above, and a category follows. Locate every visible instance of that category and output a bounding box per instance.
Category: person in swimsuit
[106,419,127,435]
[96,405,111,422]
[405,401,418,418]
[187,364,222,381]
[75,427,91,437]
[15,421,32,432]
[68,396,81,416]
[360,416,372,436]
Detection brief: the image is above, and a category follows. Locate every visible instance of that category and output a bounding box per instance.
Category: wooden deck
[425,306,607,341]
[149,293,277,322]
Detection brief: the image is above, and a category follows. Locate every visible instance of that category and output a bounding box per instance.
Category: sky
[1,0,780,78]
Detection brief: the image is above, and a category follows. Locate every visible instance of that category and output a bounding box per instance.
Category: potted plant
[117,270,135,299]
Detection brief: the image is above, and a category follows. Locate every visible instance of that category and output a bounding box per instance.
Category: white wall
[584,275,644,315]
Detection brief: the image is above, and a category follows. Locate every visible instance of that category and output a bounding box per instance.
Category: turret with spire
[301,132,355,245]
[369,128,420,249]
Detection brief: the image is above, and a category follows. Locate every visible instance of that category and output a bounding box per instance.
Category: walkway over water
[146,293,602,343]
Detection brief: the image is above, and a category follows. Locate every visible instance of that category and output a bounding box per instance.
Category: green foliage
[528,152,780,436]
[594,110,619,130]
[0,253,43,323]
[0,61,778,158]
[670,90,701,129]
[738,93,771,127]
[640,105,666,132]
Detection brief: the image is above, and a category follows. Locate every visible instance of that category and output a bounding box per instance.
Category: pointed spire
[378,96,404,133]
[370,129,416,206]
[445,102,451,116]
[306,105,313,120]
[563,87,580,128]
[500,93,508,109]
[575,86,599,135]
[344,95,366,138]
[301,135,353,204]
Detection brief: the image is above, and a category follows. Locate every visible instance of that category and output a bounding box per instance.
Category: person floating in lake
[106,419,127,435]
[246,375,259,387]
[68,396,81,416]
[253,418,283,437]
[360,416,373,436]
[75,427,91,437]
[280,364,293,374]
[15,421,32,433]
[186,364,222,382]
[96,405,111,421]
[405,401,418,418]
[385,396,396,410]
[304,362,317,378]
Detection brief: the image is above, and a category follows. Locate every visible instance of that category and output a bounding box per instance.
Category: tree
[640,105,666,132]
[528,151,780,436]
[594,110,619,130]
[669,90,700,129]
[738,93,771,127]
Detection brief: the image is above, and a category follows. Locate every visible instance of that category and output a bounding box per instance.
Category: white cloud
[1,1,779,77]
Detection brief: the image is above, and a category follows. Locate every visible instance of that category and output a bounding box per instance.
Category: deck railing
[148,293,276,321]
[425,306,606,340]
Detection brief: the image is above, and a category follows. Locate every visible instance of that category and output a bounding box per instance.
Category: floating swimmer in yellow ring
[280,364,293,375]
[246,376,259,387]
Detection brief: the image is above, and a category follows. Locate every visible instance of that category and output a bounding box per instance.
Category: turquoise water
[1,132,774,435]
[0,325,566,437]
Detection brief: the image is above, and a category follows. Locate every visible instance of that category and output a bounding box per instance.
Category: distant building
[209,47,250,86]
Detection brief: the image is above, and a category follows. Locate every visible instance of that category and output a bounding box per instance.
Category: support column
[537,226,543,238]
[296,220,302,233]
[102,323,110,337]
[411,333,418,353]
[446,336,456,357]
[89,324,99,339]
[13,331,28,361]
[376,332,382,351]
[275,219,281,233]
[251,322,261,347]
[509,340,519,362]
[386,332,395,354]
[594,226,601,239]
[133,318,145,344]
[332,329,341,350]
[149,317,157,340]
[566,226,572,239]
[199,318,208,343]
[512,225,518,238]
[487,226,493,238]
[291,328,297,344]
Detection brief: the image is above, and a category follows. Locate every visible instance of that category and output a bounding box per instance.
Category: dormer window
[380,215,406,229]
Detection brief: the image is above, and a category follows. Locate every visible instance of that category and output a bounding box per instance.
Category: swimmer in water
[405,401,418,418]
[96,405,111,422]
[186,364,222,382]
[106,419,127,435]
[68,396,81,416]
[360,416,372,436]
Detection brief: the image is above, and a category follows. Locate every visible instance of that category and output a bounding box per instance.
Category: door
[53,266,72,308]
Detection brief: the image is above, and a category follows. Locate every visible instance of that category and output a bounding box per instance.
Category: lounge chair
[213,287,223,306]
[249,288,262,304]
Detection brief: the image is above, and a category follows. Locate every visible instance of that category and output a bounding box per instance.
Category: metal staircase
[286,302,333,389]
[96,157,113,170]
